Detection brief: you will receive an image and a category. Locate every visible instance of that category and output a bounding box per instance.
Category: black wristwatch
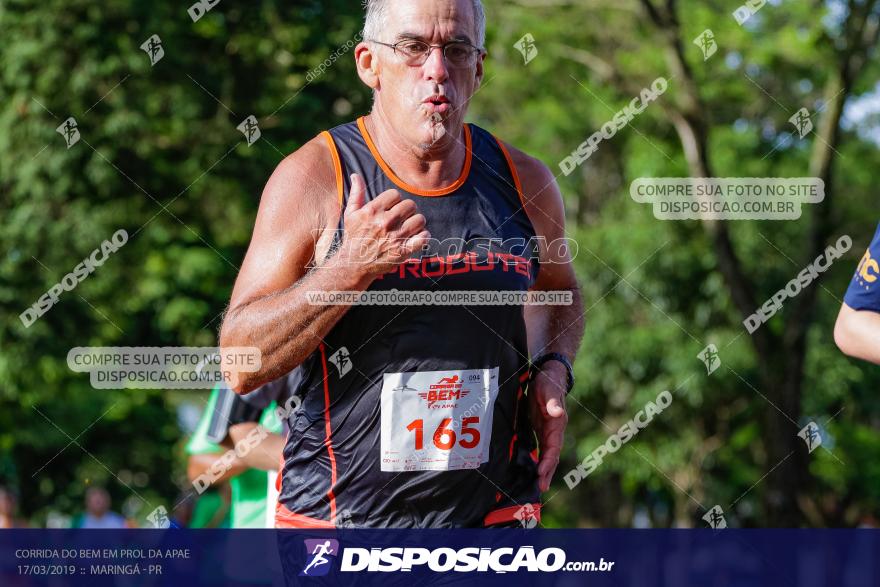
[529,352,575,395]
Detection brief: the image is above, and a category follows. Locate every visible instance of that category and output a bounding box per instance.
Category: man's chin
[414,115,451,150]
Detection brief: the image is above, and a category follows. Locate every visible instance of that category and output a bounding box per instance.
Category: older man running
[220,0,584,528]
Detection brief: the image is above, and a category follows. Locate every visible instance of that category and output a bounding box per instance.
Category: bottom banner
[2,529,877,586]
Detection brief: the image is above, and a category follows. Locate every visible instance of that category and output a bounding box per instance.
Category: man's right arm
[219,135,429,393]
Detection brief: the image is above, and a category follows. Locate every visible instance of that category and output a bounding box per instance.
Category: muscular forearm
[186,453,249,485]
[526,286,585,361]
[226,424,284,471]
[220,254,375,393]
[834,303,880,364]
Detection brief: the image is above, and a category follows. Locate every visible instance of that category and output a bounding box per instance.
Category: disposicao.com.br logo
[299,539,614,575]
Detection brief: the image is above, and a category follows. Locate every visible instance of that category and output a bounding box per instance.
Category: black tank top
[278,116,541,528]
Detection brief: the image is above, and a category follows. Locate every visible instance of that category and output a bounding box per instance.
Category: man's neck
[364,108,467,191]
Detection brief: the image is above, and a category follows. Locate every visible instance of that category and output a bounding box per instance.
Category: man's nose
[423,46,449,83]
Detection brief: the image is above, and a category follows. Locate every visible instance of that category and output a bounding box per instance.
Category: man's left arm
[506,144,585,492]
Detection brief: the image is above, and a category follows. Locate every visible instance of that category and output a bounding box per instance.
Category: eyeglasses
[368,39,482,68]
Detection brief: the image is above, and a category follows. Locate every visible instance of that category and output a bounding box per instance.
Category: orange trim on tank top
[321,130,344,211]
[493,136,530,213]
[483,503,542,527]
[356,116,472,197]
[319,343,338,523]
[275,502,337,529]
[493,136,541,285]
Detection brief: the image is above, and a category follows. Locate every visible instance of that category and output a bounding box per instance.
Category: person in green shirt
[188,373,296,528]
[211,387,283,529]
[185,387,233,528]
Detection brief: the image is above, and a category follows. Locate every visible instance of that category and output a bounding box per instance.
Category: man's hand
[219,153,431,393]
[335,173,430,277]
[528,362,569,492]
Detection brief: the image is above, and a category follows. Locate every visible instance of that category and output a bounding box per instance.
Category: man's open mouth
[423,96,451,114]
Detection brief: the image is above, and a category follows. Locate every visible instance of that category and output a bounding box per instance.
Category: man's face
[363,0,484,150]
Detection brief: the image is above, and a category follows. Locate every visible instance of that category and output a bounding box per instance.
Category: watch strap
[529,352,574,394]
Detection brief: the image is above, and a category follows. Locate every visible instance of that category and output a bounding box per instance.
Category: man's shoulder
[259,131,341,220]
[272,133,337,190]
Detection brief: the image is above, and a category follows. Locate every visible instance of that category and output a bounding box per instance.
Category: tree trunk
[636,0,879,526]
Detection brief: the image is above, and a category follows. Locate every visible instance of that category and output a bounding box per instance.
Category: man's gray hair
[363,0,486,49]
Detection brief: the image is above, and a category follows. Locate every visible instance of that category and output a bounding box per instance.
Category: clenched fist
[335,173,431,277]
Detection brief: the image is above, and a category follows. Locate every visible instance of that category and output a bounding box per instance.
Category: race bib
[380,367,499,472]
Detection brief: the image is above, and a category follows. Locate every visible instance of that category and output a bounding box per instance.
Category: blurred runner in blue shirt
[835,222,880,364]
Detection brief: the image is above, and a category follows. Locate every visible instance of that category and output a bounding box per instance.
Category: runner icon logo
[237,115,261,146]
[702,505,727,529]
[56,117,80,149]
[514,504,539,529]
[798,422,822,454]
[146,506,170,529]
[698,344,720,375]
[140,34,164,66]
[328,346,352,378]
[693,29,717,61]
[300,539,339,577]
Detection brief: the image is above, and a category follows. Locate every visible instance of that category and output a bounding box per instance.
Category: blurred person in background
[835,223,880,364]
[75,486,126,529]
[0,486,28,528]
[185,386,233,528]
[205,370,299,528]
[185,370,296,528]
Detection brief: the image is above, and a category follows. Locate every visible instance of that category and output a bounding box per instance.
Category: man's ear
[355,42,379,89]
[474,50,486,88]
